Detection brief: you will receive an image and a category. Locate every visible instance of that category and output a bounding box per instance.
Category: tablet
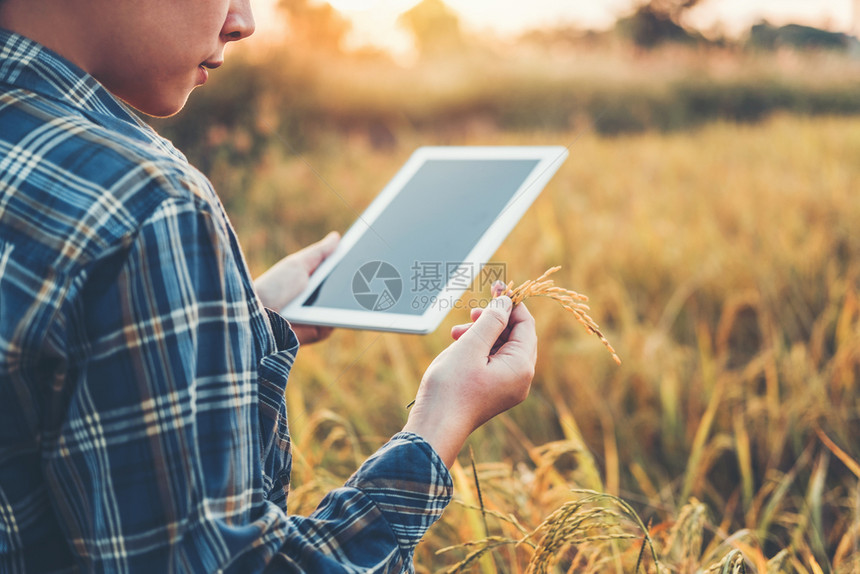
[280,145,568,334]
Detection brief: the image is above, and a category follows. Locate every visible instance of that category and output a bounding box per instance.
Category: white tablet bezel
[280,145,569,334]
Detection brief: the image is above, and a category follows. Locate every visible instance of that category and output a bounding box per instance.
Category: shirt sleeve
[256,432,453,574]
[44,193,452,573]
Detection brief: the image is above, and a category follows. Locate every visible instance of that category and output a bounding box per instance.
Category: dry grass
[219,113,860,573]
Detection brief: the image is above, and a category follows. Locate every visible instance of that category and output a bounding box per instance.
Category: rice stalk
[806,550,826,574]
[546,388,605,493]
[755,442,814,541]
[793,452,829,566]
[470,446,491,540]
[832,482,860,568]
[451,501,531,538]
[734,409,755,510]
[634,520,653,574]
[492,266,621,364]
[710,549,748,574]
[525,490,662,574]
[815,428,860,480]
[436,537,523,574]
[664,498,708,567]
[700,530,766,573]
[766,549,791,574]
[450,461,499,574]
[679,374,725,505]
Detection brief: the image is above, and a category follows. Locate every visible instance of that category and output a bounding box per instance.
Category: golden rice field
[230,114,860,572]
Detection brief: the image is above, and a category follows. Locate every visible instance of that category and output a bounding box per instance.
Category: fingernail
[491,280,506,298]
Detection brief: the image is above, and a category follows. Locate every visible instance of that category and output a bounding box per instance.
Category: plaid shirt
[0,29,451,573]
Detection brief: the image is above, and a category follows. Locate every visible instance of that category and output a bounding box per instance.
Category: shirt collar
[0,28,189,160]
[0,28,166,135]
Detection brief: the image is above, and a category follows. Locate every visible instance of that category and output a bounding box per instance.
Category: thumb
[457,296,512,354]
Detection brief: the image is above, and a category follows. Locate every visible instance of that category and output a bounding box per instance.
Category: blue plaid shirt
[0,29,451,573]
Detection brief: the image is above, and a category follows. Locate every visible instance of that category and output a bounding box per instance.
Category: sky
[255,0,856,56]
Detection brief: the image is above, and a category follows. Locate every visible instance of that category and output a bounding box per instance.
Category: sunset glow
[254,0,856,55]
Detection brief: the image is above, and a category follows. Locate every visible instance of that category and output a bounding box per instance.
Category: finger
[450,307,486,340]
[451,322,473,341]
[491,302,537,363]
[457,296,512,354]
[469,307,483,322]
[294,231,340,273]
[293,323,334,345]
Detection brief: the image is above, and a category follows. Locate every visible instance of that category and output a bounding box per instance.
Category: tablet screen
[301,158,540,315]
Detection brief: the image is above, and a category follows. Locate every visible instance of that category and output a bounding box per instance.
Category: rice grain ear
[497,266,621,365]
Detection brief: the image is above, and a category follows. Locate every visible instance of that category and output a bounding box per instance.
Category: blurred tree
[398,0,463,58]
[748,21,854,51]
[642,0,703,23]
[279,0,350,54]
[616,0,706,48]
